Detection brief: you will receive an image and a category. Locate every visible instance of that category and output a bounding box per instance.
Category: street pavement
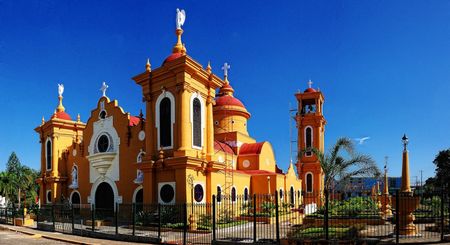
[0,229,69,244]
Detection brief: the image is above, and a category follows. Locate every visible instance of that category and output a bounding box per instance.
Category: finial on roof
[56,84,65,112]
[41,116,45,125]
[77,113,81,122]
[100,82,109,97]
[308,79,313,88]
[145,58,151,72]
[181,43,187,54]
[173,8,186,54]
[206,61,212,74]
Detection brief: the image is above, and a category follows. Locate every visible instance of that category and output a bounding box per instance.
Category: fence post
[324,189,329,241]
[275,191,280,243]
[183,203,187,245]
[158,203,161,240]
[441,190,445,242]
[212,195,216,242]
[395,190,399,244]
[132,203,136,236]
[253,194,257,243]
[91,204,95,232]
[71,204,75,232]
[52,204,55,231]
[35,206,38,227]
[115,203,118,235]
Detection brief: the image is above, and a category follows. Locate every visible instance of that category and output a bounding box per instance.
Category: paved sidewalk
[0,224,152,245]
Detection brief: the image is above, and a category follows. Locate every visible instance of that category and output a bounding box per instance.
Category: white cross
[100,82,109,97]
[222,62,231,78]
[308,79,313,88]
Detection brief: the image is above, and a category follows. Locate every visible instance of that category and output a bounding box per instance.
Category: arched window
[244,187,249,201]
[160,97,172,147]
[231,187,236,202]
[306,173,313,193]
[290,186,295,205]
[46,138,52,170]
[279,189,284,200]
[217,186,222,203]
[305,126,313,156]
[192,98,202,147]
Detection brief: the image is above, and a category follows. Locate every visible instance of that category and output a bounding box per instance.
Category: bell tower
[295,80,326,198]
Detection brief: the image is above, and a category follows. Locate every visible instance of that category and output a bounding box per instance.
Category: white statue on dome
[58,84,64,97]
[176,8,186,29]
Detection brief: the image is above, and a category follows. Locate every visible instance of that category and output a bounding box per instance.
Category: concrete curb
[0,224,99,245]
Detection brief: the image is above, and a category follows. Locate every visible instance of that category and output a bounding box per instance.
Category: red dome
[304,87,317,93]
[215,95,245,107]
[52,111,72,120]
[163,53,183,64]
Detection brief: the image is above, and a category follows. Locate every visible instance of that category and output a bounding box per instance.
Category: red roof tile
[129,116,140,126]
[214,140,234,154]
[304,88,317,93]
[239,142,265,155]
[51,111,72,121]
[215,95,245,107]
[163,52,183,64]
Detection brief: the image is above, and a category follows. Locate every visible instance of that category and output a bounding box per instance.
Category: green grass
[289,226,360,239]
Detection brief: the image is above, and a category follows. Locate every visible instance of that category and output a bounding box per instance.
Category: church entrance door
[95,182,114,219]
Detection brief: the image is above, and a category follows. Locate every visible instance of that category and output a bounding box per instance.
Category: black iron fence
[0,189,449,244]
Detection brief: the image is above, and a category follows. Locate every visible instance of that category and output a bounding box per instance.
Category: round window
[97,135,109,153]
[242,160,250,168]
[160,184,175,203]
[194,184,204,202]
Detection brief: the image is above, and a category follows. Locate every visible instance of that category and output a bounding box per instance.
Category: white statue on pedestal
[134,170,144,184]
[69,166,78,189]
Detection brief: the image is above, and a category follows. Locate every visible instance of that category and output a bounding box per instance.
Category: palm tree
[300,137,380,191]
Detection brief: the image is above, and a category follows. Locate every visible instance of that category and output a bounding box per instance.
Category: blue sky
[0,1,449,183]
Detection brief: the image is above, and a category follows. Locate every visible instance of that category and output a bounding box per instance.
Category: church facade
[35,12,324,210]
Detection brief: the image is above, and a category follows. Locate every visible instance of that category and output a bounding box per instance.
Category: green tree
[300,137,381,190]
[3,152,38,208]
[432,149,450,192]
[0,171,16,206]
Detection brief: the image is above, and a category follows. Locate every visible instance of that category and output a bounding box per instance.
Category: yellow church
[35,10,325,210]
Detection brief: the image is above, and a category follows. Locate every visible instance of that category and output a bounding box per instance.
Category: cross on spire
[308,79,313,88]
[222,62,231,78]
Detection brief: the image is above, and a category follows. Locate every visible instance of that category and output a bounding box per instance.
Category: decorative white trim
[132,186,143,203]
[304,126,313,157]
[193,181,206,204]
[89,177,121,210]
[305,172,314,193]
[45,137,52,171]
[158,182,176,204]
[46,190,52,203]
[70,190,81,204]
[189,92,206,149]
